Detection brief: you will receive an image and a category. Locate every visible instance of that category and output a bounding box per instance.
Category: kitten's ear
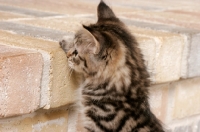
[83,25,100,54]
[97,0,118,21]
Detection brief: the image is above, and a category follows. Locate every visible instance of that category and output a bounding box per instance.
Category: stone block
[166,113,200,132]
[122,18,200,79]
[188,33,200,78]
[149,77,200,124]
[197,120,200,132]
[0,108,69,132]
[174,125,192,132]
[149,83,169,122]
[172,78,200,119]
[0,30,79,109]
[159,77,200,123]
[0,0,98,14]
[165,129,172,132]
[18,17,95,33]
[0,4,60,17]
[0,11,27,20]
[134,27,185,83]
[120,9,200,30]
[0,44,43,118]
[0,21,68,41]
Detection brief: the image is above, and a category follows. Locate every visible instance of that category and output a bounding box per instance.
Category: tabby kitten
[60,1,164,132]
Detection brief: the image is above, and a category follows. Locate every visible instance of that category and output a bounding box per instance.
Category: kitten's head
[64,1,134,78]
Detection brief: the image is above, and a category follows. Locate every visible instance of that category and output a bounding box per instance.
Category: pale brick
[136,36,156,79]
[188,34,200,78]
[122,18,200,79]
[120,9,200,30]
[1,8,193,84]
[0,108,68,131]
[0,21,68,41]
[134,27,185,83]
[0,44,43,118]
[159,77,200,123]
[0,0,97,14]
[17,15,200,82]
[120,17,200,80]
[197,120,200,132]
[0,30,79,109]
[165,129,172,132]
[109,0,200,12]
[174,125,192,132]
[149,83,169,122]
[166,114,200,132]
[0,4,60,17]
[121,18,200,34]
[149,77,200,124]
[172,78,200,119]
[0,0,199,131]
[1,0,199,16]
[0,11,27,20]
[17,16,188,84]
[18,17,95,33]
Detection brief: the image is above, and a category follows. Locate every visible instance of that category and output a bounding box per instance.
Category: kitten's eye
[72,49,78,56]
[101,55,107,60]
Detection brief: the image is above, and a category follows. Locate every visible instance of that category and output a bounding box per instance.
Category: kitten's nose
[66,52,72,58]
[66,49,74,58]
[66,48,78,58]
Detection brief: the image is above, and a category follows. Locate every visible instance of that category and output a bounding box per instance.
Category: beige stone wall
[0,0,200,131]
[149,78,200,131]
[0,108,69,132]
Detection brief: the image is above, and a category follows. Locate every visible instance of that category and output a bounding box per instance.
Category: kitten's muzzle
[66,49,78,58]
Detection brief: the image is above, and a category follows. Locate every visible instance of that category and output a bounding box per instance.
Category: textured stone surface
[1,0,200,15]
[120,9,200,30]
[0,4,61,17]
[134,27,185,83]
[121,18,200,34]
[148,78,200,131]
[149,83,169,122]
[149,77,200,124]
[18,17,95,32]
[188,34,200,78]
[121,18,200,79]
[0,11,27,20]
[0,21,69,41]
[0,108,69,131]
[0,0,98,14]
[166,114,200,132]
[0,44,43,118]
[172,78,200,119]
[174,125,192,132]
[0,0,200,131]
[0,30,79,110]
[197,120,200,132]
[13,17,186,84]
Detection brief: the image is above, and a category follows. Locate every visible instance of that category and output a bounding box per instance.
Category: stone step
[0,45,43,118]
[0,30,79,112]
[0,0,199,131]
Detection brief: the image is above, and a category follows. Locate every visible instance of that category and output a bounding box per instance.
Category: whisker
[67,66,72,71]
[67,67,74,83]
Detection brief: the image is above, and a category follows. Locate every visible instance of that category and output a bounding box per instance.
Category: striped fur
[60,1,164,132]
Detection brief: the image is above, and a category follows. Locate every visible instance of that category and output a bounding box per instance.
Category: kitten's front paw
[59,39,67,52]
[59,35,74,53]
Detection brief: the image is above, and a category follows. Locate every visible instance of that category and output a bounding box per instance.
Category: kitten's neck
[83,63,131,93]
